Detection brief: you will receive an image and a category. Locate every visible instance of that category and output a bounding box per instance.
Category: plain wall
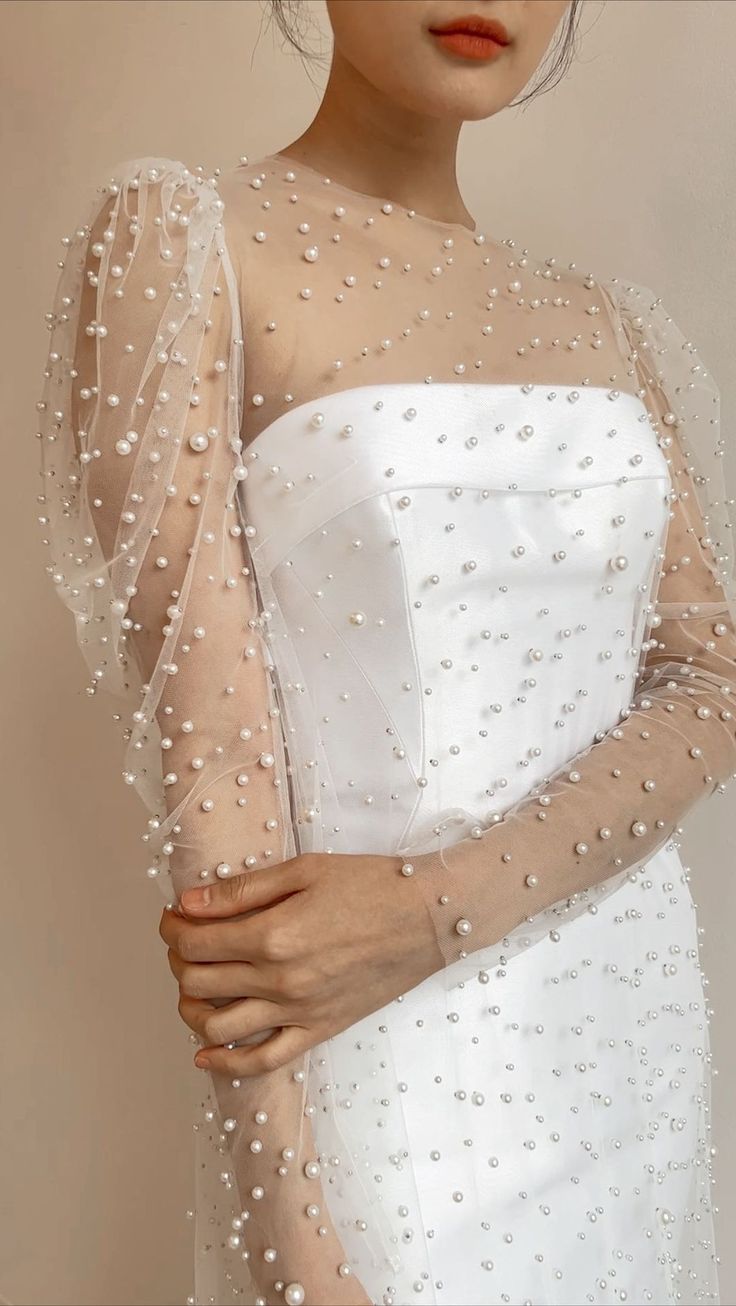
[1,2,734,1303]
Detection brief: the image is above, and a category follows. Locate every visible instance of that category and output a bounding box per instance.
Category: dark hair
[265,0,586,107]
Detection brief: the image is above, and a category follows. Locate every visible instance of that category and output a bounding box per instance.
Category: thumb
[179,856,305,918]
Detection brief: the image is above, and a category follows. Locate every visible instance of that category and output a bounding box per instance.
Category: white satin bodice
[243,382,671,860]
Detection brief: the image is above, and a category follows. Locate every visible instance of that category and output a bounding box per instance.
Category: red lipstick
[428,13,511,62]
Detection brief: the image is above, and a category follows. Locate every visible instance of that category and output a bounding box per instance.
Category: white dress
[36,152,735,1306]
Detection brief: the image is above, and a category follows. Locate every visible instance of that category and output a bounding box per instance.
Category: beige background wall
[1,2,733,1303]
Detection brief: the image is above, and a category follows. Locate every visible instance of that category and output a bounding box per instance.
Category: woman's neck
[277,50,475,230]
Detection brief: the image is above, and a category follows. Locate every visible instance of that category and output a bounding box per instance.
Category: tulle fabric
[36,154,734,1304]
[409,280,736,980]
[37,158,381,1306]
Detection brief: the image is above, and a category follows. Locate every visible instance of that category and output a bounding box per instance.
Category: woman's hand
[159,851,444,1078]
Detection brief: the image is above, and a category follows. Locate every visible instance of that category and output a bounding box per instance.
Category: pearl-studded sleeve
[36,157,371,1306]
[37,157,299,917]
[409,282,736,975]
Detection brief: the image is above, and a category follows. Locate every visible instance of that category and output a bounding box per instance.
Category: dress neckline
[241,380,651,466]
[263,150,480,237]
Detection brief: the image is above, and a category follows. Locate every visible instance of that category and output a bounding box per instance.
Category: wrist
[389,851,448,979]
[396,842,533,968]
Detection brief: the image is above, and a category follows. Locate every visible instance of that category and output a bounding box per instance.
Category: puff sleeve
[36,158,372,1306]
[407,280,736,980]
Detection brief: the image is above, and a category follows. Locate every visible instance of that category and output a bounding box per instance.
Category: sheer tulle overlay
[36,154,734,1305]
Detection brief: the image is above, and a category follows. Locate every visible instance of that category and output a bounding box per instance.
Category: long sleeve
[36,158,371,1306]
[407,280,736,979]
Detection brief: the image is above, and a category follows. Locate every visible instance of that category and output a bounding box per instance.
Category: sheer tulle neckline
[263,150,480,235]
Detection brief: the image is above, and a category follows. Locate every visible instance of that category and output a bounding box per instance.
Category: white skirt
[303,841,719,1306]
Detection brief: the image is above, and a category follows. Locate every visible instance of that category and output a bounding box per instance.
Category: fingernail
[182,886,211,911]
[194,1055,209,1070]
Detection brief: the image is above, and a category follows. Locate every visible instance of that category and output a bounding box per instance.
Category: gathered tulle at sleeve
[408,280,736,979]
[35,157,373,1306]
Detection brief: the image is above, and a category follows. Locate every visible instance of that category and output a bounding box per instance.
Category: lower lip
[430,31,508,61]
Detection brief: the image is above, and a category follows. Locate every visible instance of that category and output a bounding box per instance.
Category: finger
[178,993,284,1046]
[161,908,249,963]
[176,993,213,1039]
[159,904,185,946]
[165,912,291,963]
[195,1023,310,1078]
[167,950,272,1000]
[179,855,309,919]
[160,909,204,957]
[198,996,287,1048]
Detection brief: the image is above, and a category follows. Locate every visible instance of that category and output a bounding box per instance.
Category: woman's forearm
[411,611,736,969]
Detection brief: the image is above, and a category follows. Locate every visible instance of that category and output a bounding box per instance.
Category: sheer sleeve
[36,158,371,1306]
[407,279,736,981]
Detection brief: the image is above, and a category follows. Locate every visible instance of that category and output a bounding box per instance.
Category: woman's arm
[408,280,736,971]
[37,158,372,1306]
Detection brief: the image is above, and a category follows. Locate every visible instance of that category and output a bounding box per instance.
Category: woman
[36,1,734,1303]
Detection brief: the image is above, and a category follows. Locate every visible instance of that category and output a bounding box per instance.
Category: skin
[161,0,574,1079]
[270,0,571,227]
[161,853,447,1075]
